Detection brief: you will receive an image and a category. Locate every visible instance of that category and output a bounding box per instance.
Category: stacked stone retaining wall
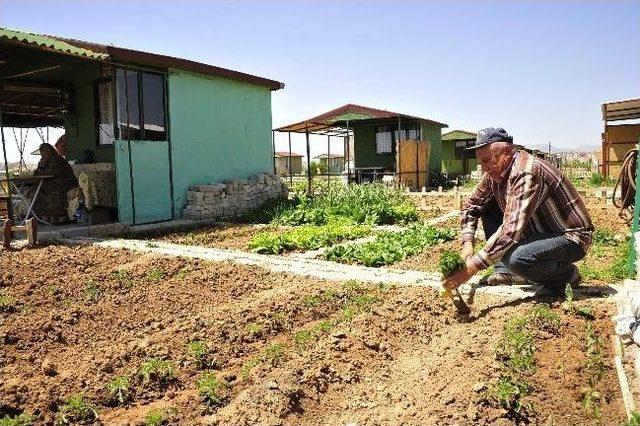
[183,173,288,220]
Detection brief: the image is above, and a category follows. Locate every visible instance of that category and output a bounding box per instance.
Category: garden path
[78,237,621,302]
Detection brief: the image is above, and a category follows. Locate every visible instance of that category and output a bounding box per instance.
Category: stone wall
[183,173,288,220]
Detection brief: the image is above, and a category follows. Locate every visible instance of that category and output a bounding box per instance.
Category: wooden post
[3,219,11,249]
[25,218,37,247]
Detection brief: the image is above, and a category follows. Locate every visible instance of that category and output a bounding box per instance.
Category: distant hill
[524,143,599,154]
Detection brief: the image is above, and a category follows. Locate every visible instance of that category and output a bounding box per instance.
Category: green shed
[275,104,447,190]
[0,28,283,225]
[441,129,478,176]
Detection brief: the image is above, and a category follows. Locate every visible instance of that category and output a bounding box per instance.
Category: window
[377,123,420,154]
[97,79,115,145]
[375,125,393,154]
[114,69,166,141]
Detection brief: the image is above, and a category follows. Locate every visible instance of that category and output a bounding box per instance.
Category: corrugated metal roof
[276,104,447,134]
[442,130,477,141]
[0,28,108,59]
[0,27,284,90]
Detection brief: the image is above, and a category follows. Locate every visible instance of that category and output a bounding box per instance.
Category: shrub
[196,373,227,406]
[139,359,174,384]
[56,394,98,425]
[325,225,456,267]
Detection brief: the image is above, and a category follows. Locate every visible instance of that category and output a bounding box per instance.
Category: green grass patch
[249,223,370,254]
[0,414,34,426]
[324,225,456,267]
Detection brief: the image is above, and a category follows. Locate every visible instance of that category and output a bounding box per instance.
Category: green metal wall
[352,121,443,173]
[441,141,478,175]
[64,65,114,164]
[168,70,273,216]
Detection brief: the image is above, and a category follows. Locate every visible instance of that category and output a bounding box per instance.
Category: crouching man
[442,128,594,295]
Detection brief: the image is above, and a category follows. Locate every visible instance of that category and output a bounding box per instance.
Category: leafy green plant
[623,412,640,426]
[249,223,370,254]
[314,320,334,334]
[0,413,34,426]
[144,407,177,426]
[0,295,14,312]
[485,376,530,414]
[245,323,263,337]
[240,356,261,379]
[439,250,466,277]
[84,281,102,302]
[263,343,287,366]
[294,329,314,351]
[112,269,132,289]
[55,394,98,425]
[196,373,227,406]
[303,295,321,307]
[106,376,130,405]
[139,359,174,384]
[188,341,214,369]
[268,311,290,332]
[592,229,617,246]
[147,269,166,281]
[325,225,456,267]
[530,304,561,334]
[581,324,605,419]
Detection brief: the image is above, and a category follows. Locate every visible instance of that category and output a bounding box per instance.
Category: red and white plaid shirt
[461,150,594,270]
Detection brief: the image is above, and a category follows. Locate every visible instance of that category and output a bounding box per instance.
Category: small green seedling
[188,340,213,369]
[0,413,34,426]
[106,375,130,405]
[139,359,174,384]
[294,329,314,351]
[0,295,14,312]
[147,269,166,281]
[530,304,561,334]
[303,295,321,307]
[314,320,334,334]
[84,281,102,302]
[56,394,98,425]
[245,323,263,337]
[240,356,260,379]
[263,343,287,366]
[144,407,177,426]
[196,373,227,406]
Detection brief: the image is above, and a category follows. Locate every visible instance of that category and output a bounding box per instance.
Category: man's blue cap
[466,127,513,150]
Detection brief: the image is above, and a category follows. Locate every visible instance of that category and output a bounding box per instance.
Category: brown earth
[0,244,627,425]
[147,223,282,250]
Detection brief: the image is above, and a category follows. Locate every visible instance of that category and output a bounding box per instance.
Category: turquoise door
[115,140,173,225]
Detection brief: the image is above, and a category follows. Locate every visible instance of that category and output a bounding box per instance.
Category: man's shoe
[480,272,532,286]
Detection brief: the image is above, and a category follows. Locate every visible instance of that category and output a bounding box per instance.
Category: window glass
[141,73,166,141]
[394,129,407,141]
[375,126,393,154]
[97,80,114,145]
[124,70,141,140]
[408,129,418,140]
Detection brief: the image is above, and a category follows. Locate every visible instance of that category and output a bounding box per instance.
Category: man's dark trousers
[481,200,586,289]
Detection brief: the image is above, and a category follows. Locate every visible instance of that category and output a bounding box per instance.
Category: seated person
[32,143,79,225]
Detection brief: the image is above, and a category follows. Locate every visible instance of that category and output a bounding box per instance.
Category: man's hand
[461,241,474,261]
[442,260,480,291]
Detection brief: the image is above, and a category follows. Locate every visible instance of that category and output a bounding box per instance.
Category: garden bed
[0,244,627,425]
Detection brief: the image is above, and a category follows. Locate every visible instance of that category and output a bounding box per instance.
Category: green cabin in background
[0,28,283,225]
[441,130,478,176]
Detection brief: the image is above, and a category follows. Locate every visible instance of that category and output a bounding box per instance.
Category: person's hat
[466,127,513,150]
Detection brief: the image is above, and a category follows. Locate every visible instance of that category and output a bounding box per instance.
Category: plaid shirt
[461,150,594,270]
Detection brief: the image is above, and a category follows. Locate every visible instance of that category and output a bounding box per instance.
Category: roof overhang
[602,98,640,122]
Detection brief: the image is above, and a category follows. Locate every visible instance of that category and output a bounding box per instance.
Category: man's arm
[460,174,494,252]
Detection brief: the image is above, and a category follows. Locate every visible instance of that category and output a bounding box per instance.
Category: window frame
[110,68,168,142]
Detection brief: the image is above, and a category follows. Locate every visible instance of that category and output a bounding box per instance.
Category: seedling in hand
[439,251,471,315]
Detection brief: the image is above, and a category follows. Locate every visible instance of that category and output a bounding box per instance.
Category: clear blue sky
[2,0,639,161]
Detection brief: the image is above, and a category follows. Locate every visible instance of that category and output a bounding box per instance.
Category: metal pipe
[346,120,351,185]
[288,131,293,186]
[305,129,312,195]
[327,134,330,186]
[0,104,13,222]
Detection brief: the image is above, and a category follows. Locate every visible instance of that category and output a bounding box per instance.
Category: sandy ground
[0,244,626,425]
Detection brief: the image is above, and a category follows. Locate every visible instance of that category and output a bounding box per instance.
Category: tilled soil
[0,244,627,425]
[147,223,279,250]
